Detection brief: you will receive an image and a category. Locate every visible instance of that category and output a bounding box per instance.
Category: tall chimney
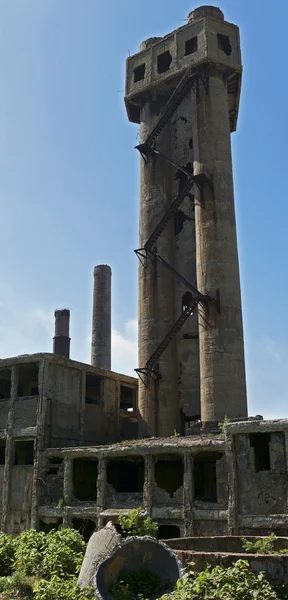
[53,309,70,358]
[91,265,111,370]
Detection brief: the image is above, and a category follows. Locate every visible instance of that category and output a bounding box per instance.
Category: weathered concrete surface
[91,265,112,371]
[78,522,121,590]
[53,309,70,359]
[165,536,288,553]
[95,536,184,600]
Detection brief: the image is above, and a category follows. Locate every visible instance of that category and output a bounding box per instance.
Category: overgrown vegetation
[118,508,158,538]
[110,569,162,600]
[0,529,94,600]
[242,533,288,555]
[161,560,285,600]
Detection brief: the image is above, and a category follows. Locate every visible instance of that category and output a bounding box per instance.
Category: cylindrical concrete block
[53,309,70,358]
[187,6,224,22]
[91,265,111,371]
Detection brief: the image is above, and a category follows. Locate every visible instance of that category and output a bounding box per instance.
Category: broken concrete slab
[95,536,184,600]
[78,521,122,590]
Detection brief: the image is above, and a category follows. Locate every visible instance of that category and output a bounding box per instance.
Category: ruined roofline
[0,352,138,385]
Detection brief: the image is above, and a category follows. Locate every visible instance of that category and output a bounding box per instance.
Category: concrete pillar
[53,309,70,359]
[138,97,178,438]
[91,265,111,371]
[192,63,247,422]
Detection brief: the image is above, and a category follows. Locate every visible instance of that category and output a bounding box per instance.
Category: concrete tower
[53,309,70,358]
[125,5,247,436]
[91,265,111,370]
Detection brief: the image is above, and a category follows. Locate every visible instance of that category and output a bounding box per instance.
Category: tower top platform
[125,5,241,132]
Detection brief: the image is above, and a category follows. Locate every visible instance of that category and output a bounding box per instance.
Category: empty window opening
[154,454,183,497]
[18,363,39,397]
[189,138,193,150]
[72,518,96,542]
[73,458,98,501]
[85,374,104,406]
[249,433,271,472]
[120,385,136,412]
[194,452,223,502]
[14,440,34,465]
[134,63,145,83]
[0,370,11,401]
[39,519,62,533]
[183,332,198,340]
[157,51,172,74]
[217,33,232,56]
[107,457,144,493]
[174,209,193,236]
[158,524,180,539]
[185,36,198,56]
[0,441,5,465]
[182,292,192,312]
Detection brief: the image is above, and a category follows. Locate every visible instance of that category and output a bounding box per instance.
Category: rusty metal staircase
[134,66,214,382]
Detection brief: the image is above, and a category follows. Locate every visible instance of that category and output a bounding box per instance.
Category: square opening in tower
[194,452,223,502]
[120,385,136,411]
[134,63,145,83]
[14,440,34,465]
[185,36,198,56]
[217,33,232,56]
[107,457,144,493]
[0,369,11,401]
[157,51,172,74]
[249,433,271,472]
[18,363,39,397]
[85,374,104,406]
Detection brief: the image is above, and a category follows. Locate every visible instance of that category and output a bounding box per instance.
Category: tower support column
[192,67,247,421]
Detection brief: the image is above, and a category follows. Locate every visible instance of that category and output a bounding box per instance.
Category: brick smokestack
[91,265,111,370]
[53,309,70,358]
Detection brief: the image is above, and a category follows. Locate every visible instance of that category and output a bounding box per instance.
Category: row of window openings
[72,454,222,503]
[0,369,135,412]
[0,364,39,400]
[134,34,232,83]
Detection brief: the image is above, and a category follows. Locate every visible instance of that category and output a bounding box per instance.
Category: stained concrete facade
[126,6,247,436]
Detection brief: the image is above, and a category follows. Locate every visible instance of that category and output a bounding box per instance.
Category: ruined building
[0,7,287,541]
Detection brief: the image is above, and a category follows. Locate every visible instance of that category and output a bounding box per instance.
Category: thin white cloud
[111,319,137,377]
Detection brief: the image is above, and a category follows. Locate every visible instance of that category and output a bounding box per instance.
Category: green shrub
[13,528,85,579]
[0,533,17,576]
[242,533,277,554]
[118,508,158,538]
[0,572,34,599]
[110,568,161,600]
[33,575,94,600]
[161,560,277,600]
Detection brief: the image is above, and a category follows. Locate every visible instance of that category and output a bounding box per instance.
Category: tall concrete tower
[125,6,247,436]
[91,265,111,370]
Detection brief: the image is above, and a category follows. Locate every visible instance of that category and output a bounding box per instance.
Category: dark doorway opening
[154,455,183,497]
[73,458,98,501]
[217,33,232,56]
[134,64,145,83]
[0,441,5,465]
[14,440,34,465]
[182,292,192,312]
[120,386,136,411]
[194,452,223,502]
[107,458,144,493]
[185,37,198,56]
[157,51,172,74]
[72,518,96,542]
[39,519,62,533]
[0,370,11,400]
[249,433,271,472]
[85,374,104,406]
[18,363,39,397]
[158,524,180,539]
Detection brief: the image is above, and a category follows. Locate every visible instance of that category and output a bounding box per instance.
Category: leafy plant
[242,533,277,554]
[33,575,94,600]
[118,508,158,538]
[0,533,17,576]
[160,560,278,600]
[218,416,230,436]
[110,568,161,600]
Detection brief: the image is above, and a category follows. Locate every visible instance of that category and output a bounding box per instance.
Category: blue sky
[0,0,287,419]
